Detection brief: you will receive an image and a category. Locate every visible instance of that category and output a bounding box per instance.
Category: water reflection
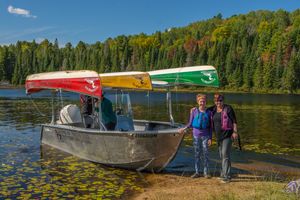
[135,101,300,155]
[0,89,300,198]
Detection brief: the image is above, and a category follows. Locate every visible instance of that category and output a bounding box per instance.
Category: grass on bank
[208,182,298,200]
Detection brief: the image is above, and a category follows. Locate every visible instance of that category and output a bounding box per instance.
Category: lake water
[0,89,299,198]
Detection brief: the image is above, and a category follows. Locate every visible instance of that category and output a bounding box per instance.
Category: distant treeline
[0,9,300,93]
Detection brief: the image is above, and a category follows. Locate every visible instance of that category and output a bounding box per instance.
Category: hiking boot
[191,173,200,178]
[217,175,230,180]
[220,178,231,183]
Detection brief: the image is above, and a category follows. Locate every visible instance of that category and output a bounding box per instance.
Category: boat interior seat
[83,115,93,128]
[59,104,83,124]
[83,114,105,129]
[115,115,134,131]
[144,122,157,131]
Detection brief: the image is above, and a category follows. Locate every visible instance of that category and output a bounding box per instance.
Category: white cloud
[7,5,37,18]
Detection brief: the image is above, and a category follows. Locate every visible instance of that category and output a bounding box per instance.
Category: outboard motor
[59,104,82,124]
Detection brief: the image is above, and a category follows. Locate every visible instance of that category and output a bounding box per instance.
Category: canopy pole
[51,90,56,124]
[98,98,107,131]
[59,89,64,109]
[147,90,150,120]
[166,88,174,125]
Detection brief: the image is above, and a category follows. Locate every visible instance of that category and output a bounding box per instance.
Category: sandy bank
[131,146,300,200]
[132,173,297,200]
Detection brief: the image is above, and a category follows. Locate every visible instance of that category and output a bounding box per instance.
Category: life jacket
[192,108,211,130]
[221,106,233,130]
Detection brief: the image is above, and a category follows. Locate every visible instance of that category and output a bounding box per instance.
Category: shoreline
[158,87,300,95]
[1,85,299,95]
[0,85,24,89]
[131,173,296,200]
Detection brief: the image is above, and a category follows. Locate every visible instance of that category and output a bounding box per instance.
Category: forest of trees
[0,9,300,93]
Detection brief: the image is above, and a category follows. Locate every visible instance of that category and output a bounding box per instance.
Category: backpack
[192,109,210,130]
[284,179,300,196]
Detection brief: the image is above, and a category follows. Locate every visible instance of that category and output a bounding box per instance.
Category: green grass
[207,182,298,200]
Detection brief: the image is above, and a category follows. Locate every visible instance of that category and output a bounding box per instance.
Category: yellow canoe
[99,71,152,90]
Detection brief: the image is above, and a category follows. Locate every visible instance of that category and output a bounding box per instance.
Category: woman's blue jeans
[193,135,210,175]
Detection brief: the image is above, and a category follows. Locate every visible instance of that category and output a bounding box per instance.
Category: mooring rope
[29,95,47,117]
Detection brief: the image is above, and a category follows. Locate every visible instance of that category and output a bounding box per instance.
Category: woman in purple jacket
[179,94,212,178]
[209,93,238,183]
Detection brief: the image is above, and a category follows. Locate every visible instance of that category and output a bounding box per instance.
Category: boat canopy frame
[26,66,220,129]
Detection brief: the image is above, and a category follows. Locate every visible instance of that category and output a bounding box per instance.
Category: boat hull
[41,121,184,172]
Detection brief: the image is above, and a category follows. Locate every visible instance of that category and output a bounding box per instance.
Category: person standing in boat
[100,94,117,130]
[208,93,238,183]
[80,94,116,130]
[80,94,93,115]
[179,94,212,178]
[80,94,93,128]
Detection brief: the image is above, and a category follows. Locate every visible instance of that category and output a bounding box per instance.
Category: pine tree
[75,41,87,70]
[6,46,15,82]
[295,50,300,89]
[0,47,5,81]
[53,38,61,70]
[262,58,275,89]
[282,48,297,93]
[111,45,120,72]
[253,59,263,90]
[273,43,284,89]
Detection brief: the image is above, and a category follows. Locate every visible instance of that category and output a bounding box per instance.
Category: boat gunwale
[42,120,183,137]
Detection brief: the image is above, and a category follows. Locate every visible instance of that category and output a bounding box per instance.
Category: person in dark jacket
[80,95,93,128]
[100,94,116,130]
[179,94,213,178]
[80,95,93,115]
[208,93,238,183]
[80,94,116,130]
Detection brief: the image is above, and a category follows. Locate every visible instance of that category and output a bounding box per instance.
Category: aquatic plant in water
[0,146,143,199]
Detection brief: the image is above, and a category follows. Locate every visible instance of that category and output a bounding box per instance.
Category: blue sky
[1,0,299,47]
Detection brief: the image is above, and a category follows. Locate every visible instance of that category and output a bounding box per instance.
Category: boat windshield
[106,92,133,119]
[103,91,134,131]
